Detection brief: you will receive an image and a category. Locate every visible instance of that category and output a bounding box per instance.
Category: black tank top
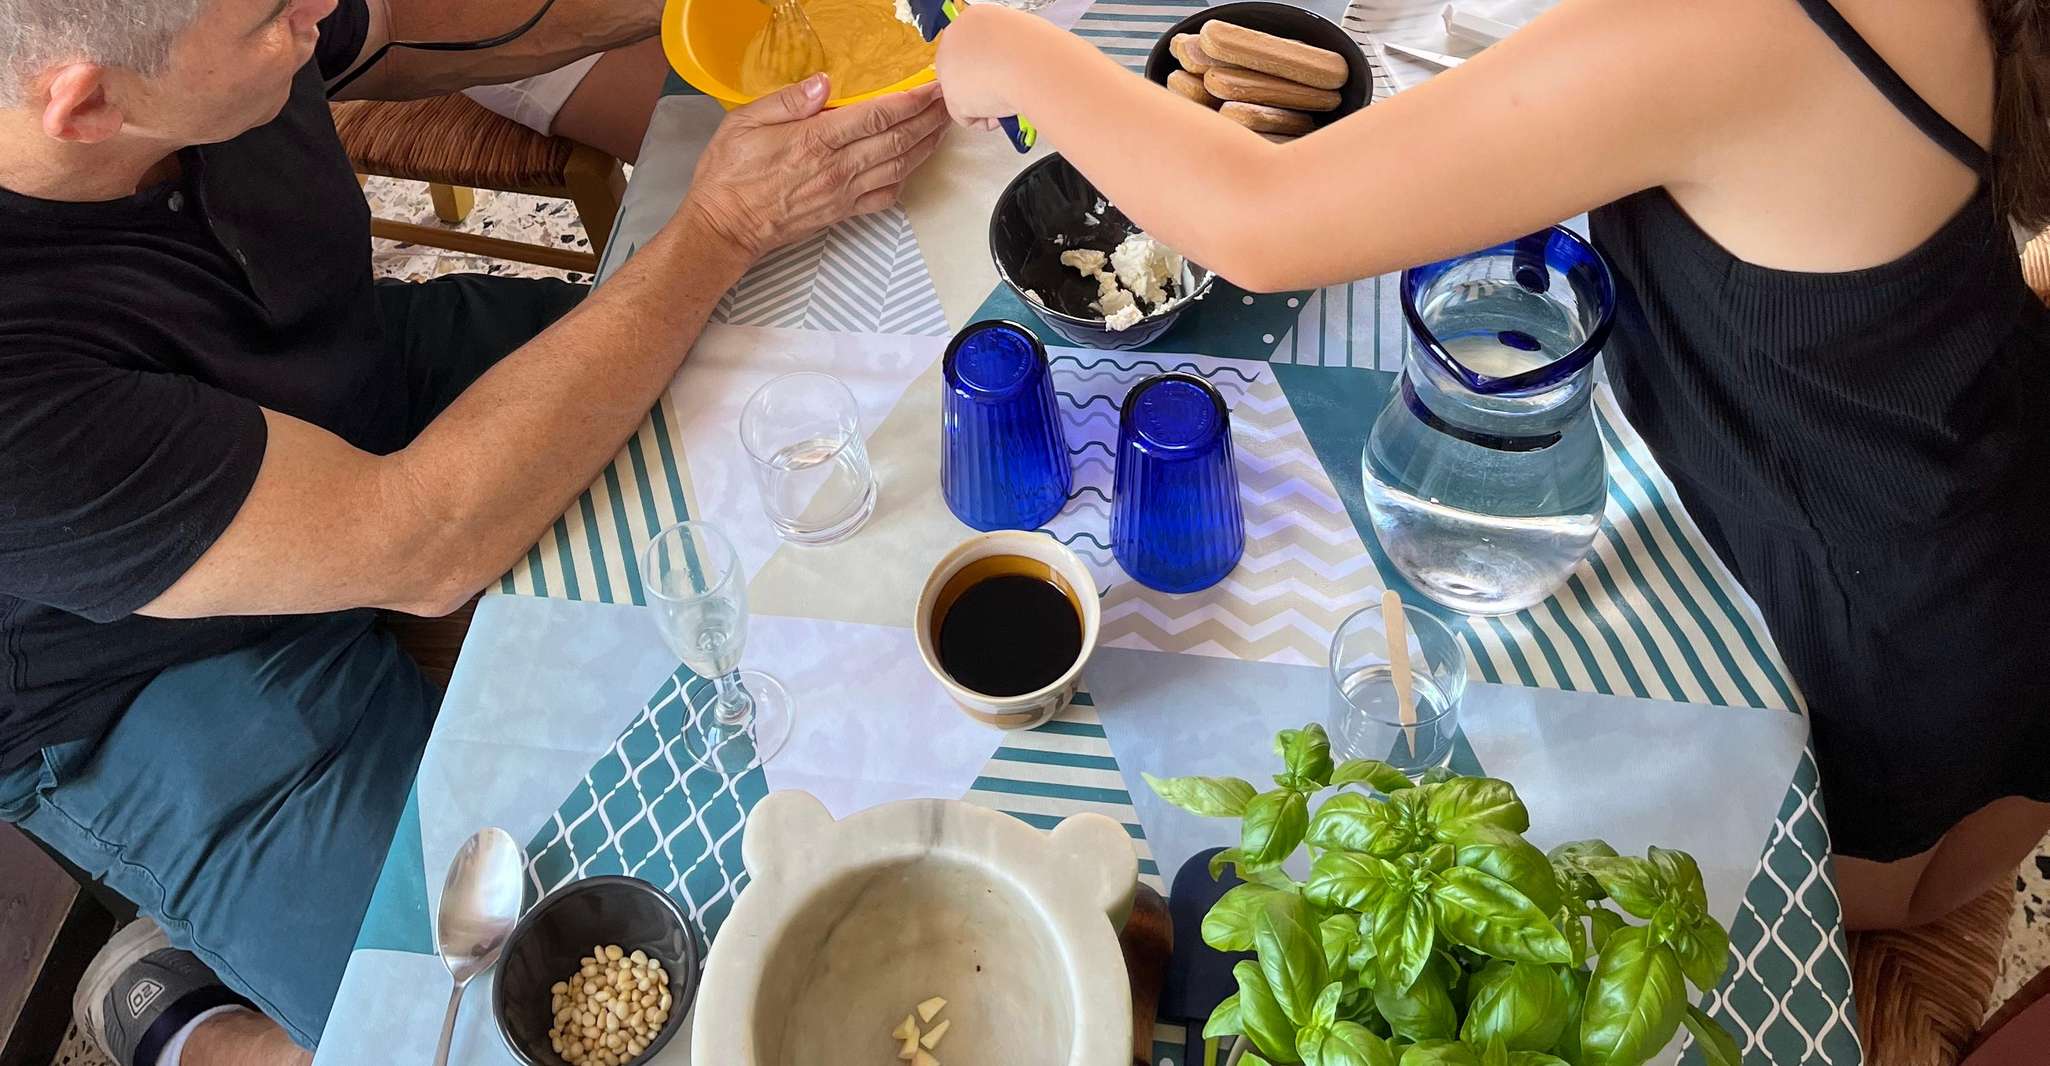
[1587,0,2050,863]
[1590,0,2050,541]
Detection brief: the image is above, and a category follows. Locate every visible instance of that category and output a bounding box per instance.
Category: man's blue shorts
[0,275,584,1046]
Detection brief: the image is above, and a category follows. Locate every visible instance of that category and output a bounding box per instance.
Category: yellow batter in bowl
[738,0,936,99]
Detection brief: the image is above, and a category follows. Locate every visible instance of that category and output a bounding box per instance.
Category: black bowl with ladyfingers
[1144,2,1370,140]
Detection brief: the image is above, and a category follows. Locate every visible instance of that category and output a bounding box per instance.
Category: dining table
[314,2,1863,1062]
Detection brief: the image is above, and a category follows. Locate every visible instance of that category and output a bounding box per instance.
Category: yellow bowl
[661,0,938,109]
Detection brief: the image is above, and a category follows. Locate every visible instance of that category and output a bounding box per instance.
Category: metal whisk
[758,0,828,87]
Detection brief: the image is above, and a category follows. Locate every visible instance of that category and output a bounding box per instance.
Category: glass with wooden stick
[1327,594,1467,778]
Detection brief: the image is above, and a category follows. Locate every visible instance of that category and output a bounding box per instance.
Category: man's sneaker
[74,919,252,1066]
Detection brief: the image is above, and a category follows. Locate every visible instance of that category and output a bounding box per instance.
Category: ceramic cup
[915,530,1101,730]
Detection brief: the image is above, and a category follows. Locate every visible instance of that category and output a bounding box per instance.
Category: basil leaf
[1373,888,1438,992]
[1588,907,1627,953]
[1206,993,1244,1040]
[1322,915,1361,977]
[1666,916,1731,993]
[1308,793,1412,857]
[1546,840,1619,902]
[1299,1025,1334,1065]
[1275,724,1337,791]
[1256,891,1330,1025]
[1579,927,1687,1066]
[1244,789,1313,867]
[1417,767,1462,785]
[1417,843,1457,875]
[1315,1022,1399,1066]
[1234,959,1302,1063]
[1426,777,1530,836]
[1681,1004,1744,1066]
[1205,884,1280,952]
[1550,966,1588,1065]
[1454,825,1564,916]
[1246,864,1305,891]
[1507,1055,1572,1066]
[1397,1040,1479,1066]
[1332,758,1417,795]
[1348,911,1378,973]
[1312,982,1345,1029]
[1460,960,1567,1053]
[1245,1055,1277,1066]
[1480,1041,1510,1066]
[1212,847,1249,881]
[1431,867,1575,966]
[1647,846,1710,911]
[1552,905,1588,969]
[1577,857,1664,920]
[1144,772,1259,817]
[1374,957,1458,1043]
[1308,851,1398,912]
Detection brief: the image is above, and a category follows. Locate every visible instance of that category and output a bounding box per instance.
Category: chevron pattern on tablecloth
[708,207,949,337]
[524,670,768,950]
[805,209,950,336]
[1035,351,1381,666]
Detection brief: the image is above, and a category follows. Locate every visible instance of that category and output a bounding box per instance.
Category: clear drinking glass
[1327,603,1468,778]
[642,520,792,774]
[740,372,877,545]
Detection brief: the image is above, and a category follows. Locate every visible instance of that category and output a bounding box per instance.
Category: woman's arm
[936,0,1795,290]
[332,0,661,100]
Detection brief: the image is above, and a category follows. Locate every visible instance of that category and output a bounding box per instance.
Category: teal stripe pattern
[1071,0,1209,72]
[961,692,1165,889]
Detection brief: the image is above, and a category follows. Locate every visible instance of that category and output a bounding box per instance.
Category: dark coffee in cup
[916,532,1102,730]
[936,565,1084,697]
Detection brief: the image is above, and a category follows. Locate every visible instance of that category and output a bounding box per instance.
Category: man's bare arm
[140,80,949,618]
[330,0,662,100]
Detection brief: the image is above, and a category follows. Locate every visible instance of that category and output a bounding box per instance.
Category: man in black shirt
[0,0,948,1057]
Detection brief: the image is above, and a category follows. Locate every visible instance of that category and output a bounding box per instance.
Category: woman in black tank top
[936,0,2050,929]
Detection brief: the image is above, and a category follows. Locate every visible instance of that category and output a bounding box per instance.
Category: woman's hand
[933,3,1026,129]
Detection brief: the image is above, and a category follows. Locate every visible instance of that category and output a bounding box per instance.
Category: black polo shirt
[0,1,396,768]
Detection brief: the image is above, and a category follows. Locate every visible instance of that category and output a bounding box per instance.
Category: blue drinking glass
[1110,373,1245,593]
[941,320,1072,531]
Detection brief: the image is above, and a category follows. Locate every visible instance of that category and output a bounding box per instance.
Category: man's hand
[682,76,950,260]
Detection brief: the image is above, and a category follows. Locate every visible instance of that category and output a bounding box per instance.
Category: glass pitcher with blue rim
[1362,226,1617,616]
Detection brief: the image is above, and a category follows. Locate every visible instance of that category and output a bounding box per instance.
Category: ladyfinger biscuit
[1167,69,1221,108]
[1202,66,1341,112]
[1198,20,1349,91]
[1221,101,1315,135]
[1168,33,1217,74]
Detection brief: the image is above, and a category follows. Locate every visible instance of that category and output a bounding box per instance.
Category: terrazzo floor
[39,178,2050,1064]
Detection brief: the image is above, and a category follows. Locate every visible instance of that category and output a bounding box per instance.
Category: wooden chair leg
[428,183,476,225]
[562,147,627,263]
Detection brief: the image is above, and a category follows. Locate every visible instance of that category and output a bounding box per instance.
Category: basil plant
[1145,723,1743,1066]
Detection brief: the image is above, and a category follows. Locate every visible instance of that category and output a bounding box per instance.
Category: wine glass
[641,520,793,774]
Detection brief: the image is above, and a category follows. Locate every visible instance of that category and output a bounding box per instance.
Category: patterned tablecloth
[316,3,1862,1064]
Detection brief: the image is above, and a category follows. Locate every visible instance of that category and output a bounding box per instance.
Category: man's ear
[40,64,123,143]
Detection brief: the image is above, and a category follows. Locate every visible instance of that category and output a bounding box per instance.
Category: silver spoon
[431,827,526,1066]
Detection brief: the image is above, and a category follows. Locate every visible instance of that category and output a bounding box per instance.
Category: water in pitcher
[1363,231,1614,616]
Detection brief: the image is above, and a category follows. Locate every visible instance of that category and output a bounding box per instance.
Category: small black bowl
[1143,1,1372,127]
[492,876,701,1066]
[989,153,1217,351]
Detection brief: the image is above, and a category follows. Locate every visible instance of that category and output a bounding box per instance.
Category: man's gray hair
[0,0,209,106]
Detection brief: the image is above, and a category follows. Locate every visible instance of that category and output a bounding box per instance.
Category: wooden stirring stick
[1381,589,1418,758]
